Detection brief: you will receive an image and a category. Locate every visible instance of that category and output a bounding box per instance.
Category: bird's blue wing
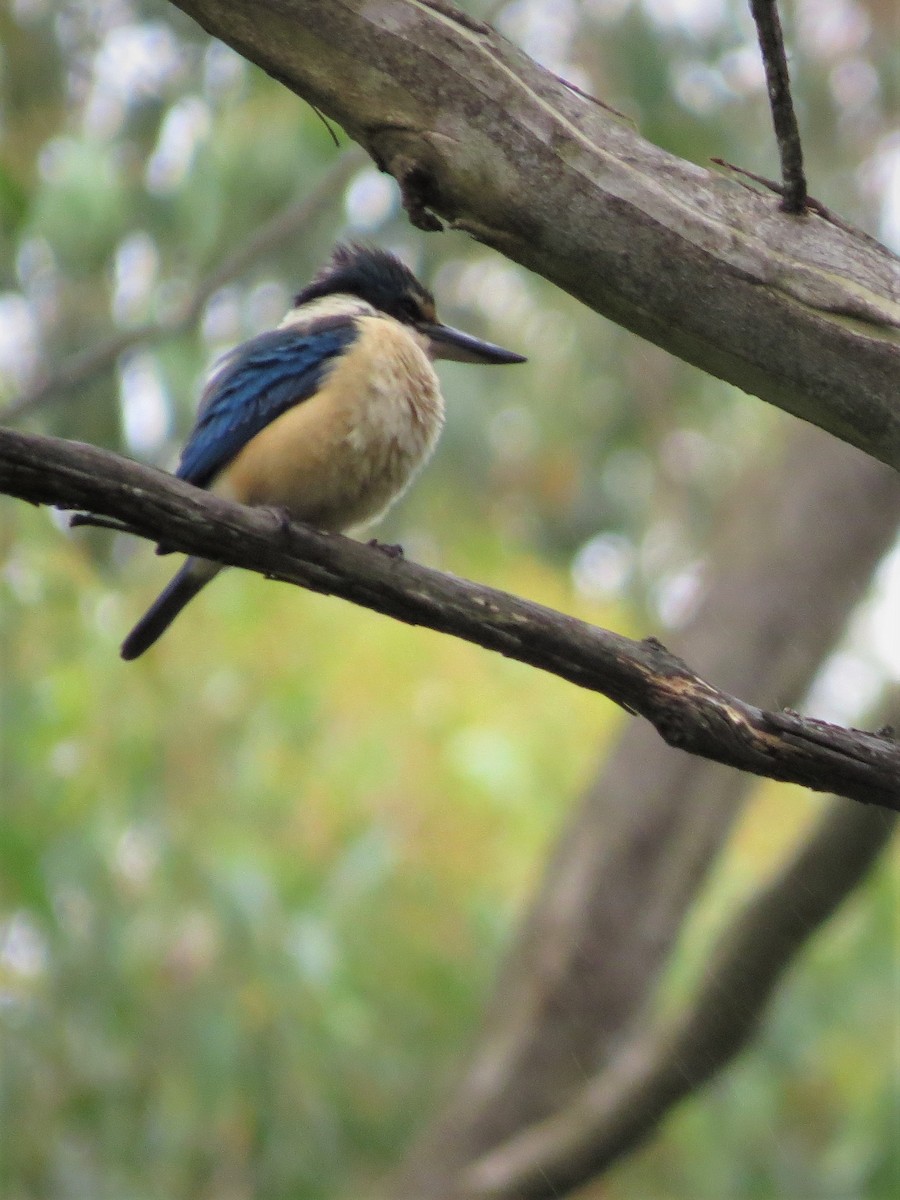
[176,322,358,488]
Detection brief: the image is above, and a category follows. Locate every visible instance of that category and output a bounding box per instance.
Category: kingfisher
[120,244,525,660]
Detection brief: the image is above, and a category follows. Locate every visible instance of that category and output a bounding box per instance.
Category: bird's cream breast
[214,315,444,532]
[332,316,443,449]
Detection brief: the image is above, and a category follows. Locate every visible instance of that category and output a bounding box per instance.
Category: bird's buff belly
[213,380,443,532]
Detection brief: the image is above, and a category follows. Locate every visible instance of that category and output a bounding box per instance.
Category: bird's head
[294,244,526,365]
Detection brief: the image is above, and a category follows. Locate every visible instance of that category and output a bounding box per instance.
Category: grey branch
[749,0,808,213]
[1,425,898,809]
[165,0,900,470]
[460,784,898,1199]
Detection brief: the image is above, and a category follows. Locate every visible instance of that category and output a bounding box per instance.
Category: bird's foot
[367,538,404,560]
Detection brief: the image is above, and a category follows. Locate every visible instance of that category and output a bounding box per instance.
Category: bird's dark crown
[294,244,437,325]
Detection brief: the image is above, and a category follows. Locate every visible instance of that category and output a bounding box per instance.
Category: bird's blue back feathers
[176,322,358,487]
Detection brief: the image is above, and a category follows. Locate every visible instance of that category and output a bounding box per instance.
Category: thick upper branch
[2,426,898,808]
[165,0,900,468]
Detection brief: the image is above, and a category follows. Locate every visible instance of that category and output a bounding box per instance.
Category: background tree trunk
[392,421,900,1197]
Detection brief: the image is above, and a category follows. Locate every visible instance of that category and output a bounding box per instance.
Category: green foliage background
[1,2,897,1197]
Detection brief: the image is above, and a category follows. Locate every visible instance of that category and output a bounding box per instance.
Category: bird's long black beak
[421,322,526,365]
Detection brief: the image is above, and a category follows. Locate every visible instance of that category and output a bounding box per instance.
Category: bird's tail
[121,558,219,661]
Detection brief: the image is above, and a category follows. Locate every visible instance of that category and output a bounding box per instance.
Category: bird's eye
[396,296,421,323]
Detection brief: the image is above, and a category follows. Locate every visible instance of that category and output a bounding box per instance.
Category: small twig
[711,156,810,206]
[422,0,491,35]
[309,104,341,147]
[69,511,142,536]
[553,73,632,123]
[1,426,899,810]
[3,150,364,422]
[748,0,807,213]
[710,158,896,254]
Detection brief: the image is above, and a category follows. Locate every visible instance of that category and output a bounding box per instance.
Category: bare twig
[4,150,363,422]
[748,0,807,213]
[461,778,898,1199]
[709,157,895,254]
[1,426,899,808]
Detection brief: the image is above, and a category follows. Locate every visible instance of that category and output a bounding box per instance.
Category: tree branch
[390,420,900,1199]
[1,425,898,808]
[749,0,808,213]
[460,776,898,1199]
[3,151,362,422]
[164,0,900,470]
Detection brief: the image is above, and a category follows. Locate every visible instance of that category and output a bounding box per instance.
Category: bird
[120,243,526,660]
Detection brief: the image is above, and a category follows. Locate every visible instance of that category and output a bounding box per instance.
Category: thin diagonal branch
[709,157,892,252]
[460,772,898,1199]
[749,0,808,213]
[1,426,898,808]
[4,150,363,422]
